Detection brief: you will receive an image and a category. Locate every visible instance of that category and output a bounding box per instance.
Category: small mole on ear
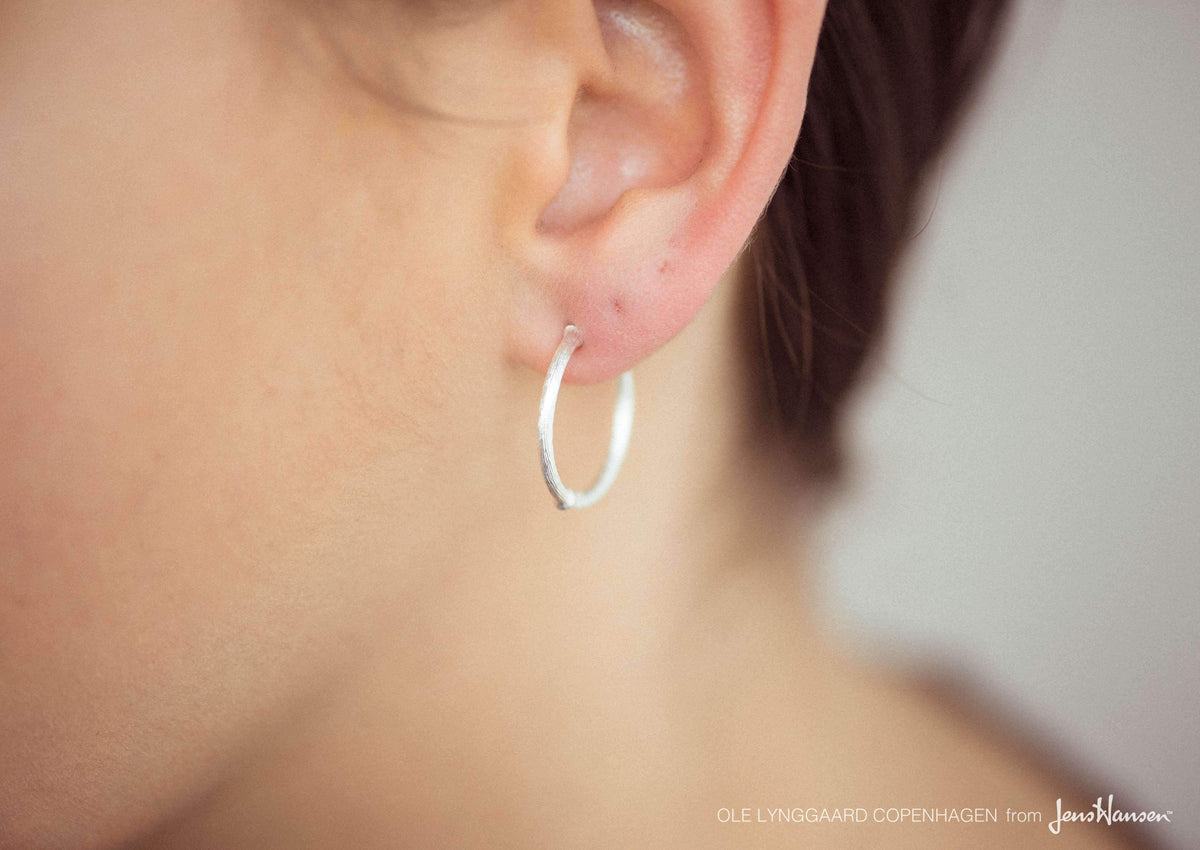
[658,260,669,275]
[611,297,624,315]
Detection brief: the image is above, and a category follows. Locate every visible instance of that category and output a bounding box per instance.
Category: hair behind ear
[744,0,1013,483]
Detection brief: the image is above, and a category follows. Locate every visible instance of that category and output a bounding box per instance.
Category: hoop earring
[538,324,635,510]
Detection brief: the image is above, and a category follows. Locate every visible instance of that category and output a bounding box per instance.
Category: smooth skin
[0,1,1131,847]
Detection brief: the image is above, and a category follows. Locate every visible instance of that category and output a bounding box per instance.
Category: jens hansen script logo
[1049,795,1171,835]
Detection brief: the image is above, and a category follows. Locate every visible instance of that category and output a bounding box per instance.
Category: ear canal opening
[537,0,710,234]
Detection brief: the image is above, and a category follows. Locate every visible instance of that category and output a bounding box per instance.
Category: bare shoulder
[685,645,1166,849]
[813,656,1167,850]
[664,581,1168,849]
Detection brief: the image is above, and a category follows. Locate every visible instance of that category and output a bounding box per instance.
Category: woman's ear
[503,0,827,383]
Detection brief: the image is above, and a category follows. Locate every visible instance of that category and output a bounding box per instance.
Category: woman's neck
[136,271,828,848]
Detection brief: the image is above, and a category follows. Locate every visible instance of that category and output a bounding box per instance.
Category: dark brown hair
[745,0,1012,482]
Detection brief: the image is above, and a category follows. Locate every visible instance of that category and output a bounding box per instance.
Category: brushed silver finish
[538,325,635,510]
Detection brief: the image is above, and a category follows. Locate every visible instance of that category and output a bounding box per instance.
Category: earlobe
[505,0,826,384]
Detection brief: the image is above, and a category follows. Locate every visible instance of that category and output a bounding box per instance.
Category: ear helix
[537,325,635,509]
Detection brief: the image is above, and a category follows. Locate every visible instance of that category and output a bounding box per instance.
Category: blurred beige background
[818,2,1200,848]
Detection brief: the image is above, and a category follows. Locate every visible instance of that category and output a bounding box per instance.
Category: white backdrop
[818,2,1200,848]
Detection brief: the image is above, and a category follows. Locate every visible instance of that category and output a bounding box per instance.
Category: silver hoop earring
[538,324,635,510]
